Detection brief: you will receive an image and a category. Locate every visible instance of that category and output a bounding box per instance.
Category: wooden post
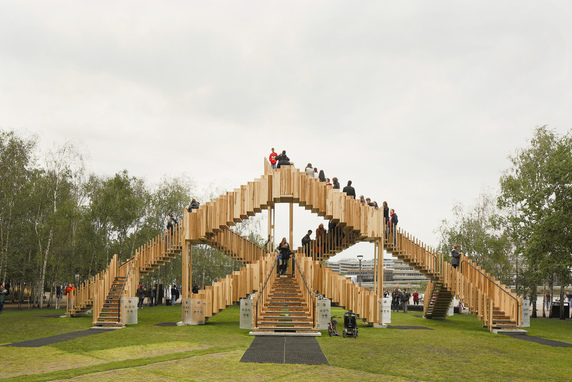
[267,205,275,252]
[377,238,384,297]
[289,202,294,248]
[182,240,192,299]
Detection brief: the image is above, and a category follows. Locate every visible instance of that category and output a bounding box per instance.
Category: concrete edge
[493,329,528,335]
[89,326,124,330]
[249,331,322,337]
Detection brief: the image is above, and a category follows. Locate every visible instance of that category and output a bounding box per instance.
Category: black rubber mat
[155,322,178,326]
[240,336,329,365]
[387,325,433,330]
[502,333,572,347]
[4,329,106,347]
[38,314,64,318]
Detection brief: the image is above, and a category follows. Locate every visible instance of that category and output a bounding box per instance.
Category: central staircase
[255,274,315,333]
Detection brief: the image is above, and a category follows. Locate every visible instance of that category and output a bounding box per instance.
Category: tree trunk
[37,228,53,309]
[531,289,537,318]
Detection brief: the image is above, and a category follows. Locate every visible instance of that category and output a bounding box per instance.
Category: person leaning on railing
[301,230,312,256]
[451,245,463,269]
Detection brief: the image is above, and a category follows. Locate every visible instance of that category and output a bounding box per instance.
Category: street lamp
[357,255,364,287]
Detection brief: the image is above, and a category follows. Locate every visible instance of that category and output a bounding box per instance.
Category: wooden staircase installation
[255,274,315,333]
[67,162,522,332]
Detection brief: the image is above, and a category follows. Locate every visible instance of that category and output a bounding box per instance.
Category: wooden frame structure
[67,161,521,331]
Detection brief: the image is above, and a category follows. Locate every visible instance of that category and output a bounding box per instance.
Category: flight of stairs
[255,274,315,333]
[424,282,454,319]
[491,309,519,330]
[94,276,125,327]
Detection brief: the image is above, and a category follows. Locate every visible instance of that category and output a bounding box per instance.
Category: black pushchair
[342,311,358,338]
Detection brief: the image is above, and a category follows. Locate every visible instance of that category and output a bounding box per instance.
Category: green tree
[437,190,512,284]
[0,130,37,289]
[499,126,572,319]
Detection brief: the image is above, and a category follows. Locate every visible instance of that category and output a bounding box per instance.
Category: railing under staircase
[207,227,267,264]
[294,227,362,262]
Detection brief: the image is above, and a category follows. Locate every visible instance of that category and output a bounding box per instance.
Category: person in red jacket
[64,283,75,311]
[269,148,278,169]
[412,290,420,305]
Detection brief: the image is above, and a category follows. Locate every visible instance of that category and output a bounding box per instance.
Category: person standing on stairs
[187,199,200,212]
[269,148,278,169]
[332,177,340,189]
[278,238,291,275]
[316,223,326,254]
[301,230,312,256]
[450,244,463,269]
[166,213,178,250]
[305,163,313,177]
[166,214,177,231]
[389,209,398,245]
[343,180,356,199]
[383,201,389,225]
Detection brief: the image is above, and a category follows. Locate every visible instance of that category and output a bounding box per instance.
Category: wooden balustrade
[208,228,267,264]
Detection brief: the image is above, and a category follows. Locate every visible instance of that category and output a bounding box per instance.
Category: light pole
[357,255,364,287]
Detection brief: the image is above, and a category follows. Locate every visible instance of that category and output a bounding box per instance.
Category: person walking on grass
[0,282,7,314]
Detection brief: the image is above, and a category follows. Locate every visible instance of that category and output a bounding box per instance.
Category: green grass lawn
[1,305,571,381]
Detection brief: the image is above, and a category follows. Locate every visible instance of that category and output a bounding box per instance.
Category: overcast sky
[2,1,571,261]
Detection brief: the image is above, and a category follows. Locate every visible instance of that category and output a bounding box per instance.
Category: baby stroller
[342,311,358,338]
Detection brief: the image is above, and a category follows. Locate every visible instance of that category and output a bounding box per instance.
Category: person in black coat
[277,151,290,168]
[332,177,340,189]
[451,245,463,268]
[342,180,356,199]
[188,199,200,212]
[301,230,312,255]
[278,238,291,275]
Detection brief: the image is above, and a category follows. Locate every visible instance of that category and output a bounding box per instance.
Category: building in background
[327,257,426,286]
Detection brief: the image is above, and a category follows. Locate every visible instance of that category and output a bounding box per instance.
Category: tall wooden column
[289,203,294,247]
[182,240,192,299]
[377,237,384,297]
[267,205,275,252]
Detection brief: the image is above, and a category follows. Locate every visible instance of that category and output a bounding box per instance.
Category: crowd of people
[384,287,421,313]
[136,283,198,308]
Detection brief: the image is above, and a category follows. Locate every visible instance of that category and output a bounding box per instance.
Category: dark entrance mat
[4,329,107,347]
[240,336,329,365]
[155,322,178,326]
[38,314,64,318]
[387,325,433,330]
[502,333,572,347]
